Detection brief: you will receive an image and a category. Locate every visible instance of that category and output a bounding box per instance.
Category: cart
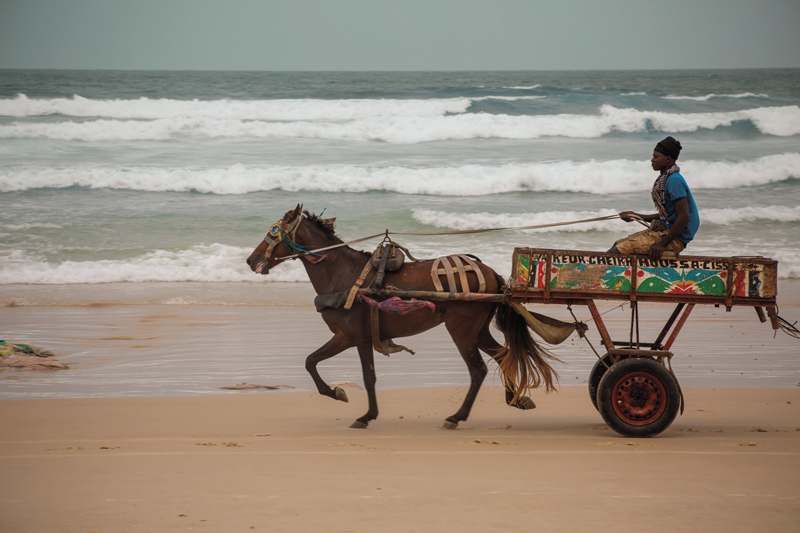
[507,248,779,437]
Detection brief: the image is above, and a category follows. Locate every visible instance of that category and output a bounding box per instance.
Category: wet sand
[2,280,799,398]
[1,280,799,531]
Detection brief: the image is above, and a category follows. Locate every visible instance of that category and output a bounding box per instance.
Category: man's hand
[619,211,636,222]
[649,240,667,261]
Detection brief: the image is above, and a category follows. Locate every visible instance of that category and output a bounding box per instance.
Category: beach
[2,279,800,531]
[1,387,799,532]
[2,67,800,531]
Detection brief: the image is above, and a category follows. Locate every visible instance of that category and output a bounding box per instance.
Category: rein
[269,214,626,262]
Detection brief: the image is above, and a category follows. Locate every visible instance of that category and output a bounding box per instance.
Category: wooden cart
[508,248,779,437]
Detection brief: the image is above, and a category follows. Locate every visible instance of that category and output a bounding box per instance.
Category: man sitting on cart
[609,136,700,261]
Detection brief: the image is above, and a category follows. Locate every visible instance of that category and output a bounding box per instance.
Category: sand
[1,386,799,532]
[1,279,800,531]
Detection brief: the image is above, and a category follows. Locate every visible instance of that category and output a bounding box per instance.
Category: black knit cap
[654,136,682,160]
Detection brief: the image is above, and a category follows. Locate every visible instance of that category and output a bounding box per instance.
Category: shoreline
[2,279,799,399]
[3,277,799,308]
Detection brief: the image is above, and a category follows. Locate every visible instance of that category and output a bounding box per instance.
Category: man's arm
[619,211,659,223]
[648,197,690,260]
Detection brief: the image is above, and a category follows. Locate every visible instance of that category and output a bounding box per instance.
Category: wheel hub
[612,372,666,426]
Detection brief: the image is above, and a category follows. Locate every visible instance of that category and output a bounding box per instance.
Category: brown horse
[246,205,559,429]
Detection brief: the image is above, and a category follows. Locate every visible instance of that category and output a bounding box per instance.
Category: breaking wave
[1,97,798,142]
[0,244,308,284]
[3,153,797,195]
[0,93,473,120]
[662,92,770,101]
[412,205,800,233]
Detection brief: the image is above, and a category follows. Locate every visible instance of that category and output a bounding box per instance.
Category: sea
[1,69,799,288]
[1,69,799,398]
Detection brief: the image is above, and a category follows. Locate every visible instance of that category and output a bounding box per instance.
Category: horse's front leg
[305,334,354,402]
[350,340,378,429]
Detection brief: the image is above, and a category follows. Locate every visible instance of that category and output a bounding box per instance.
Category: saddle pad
[430,255,486,293]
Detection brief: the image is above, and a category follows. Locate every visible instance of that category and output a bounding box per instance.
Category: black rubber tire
[588,353,627,411]
[597,357,680,438]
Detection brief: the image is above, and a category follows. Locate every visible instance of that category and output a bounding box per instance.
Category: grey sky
[1,0,798,71]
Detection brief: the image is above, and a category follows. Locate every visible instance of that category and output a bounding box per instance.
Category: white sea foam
[412,208,623,232]
[3,153,797,195]
[0,93,472,120]
[505,85,542,89]
[701,206,800,225]
[662,92,769,101]
[0,244,308,284]
[472,95,546,101]
[412,205,800,233]
[2,100,798,142]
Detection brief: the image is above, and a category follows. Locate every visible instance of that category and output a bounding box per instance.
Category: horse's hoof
[333,387,349,403]
[349,420,368,429]
[510,396,536,410]
[441,420,458,430]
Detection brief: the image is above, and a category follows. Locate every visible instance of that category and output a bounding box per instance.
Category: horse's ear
[320,217,336,231]
[294,204,303,218]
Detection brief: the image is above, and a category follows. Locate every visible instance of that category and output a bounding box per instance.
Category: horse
[246,205,559,429]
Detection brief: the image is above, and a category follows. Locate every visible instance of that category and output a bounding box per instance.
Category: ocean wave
[662,92,769,101]
[412,205,800,233]
[505,85,542,89]
[702,206,800,225]
[412,208,623,232]
[0,244,309,284]
[0,93,473,120]
[2,104,797,142]
[2,153,797,195]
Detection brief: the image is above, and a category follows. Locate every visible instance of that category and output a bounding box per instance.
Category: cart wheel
[588,353,628,411]
[597,358,680,438]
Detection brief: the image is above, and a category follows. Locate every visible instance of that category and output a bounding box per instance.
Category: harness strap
[272,214,621,262]
[344,260,374,310]
[430,257,457,293]
[452,255,470,293]
[370,305,415,356]
[435,265,473,275]
[458,254,486,293]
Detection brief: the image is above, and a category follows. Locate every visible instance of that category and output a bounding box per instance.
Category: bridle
[258,215,320,268]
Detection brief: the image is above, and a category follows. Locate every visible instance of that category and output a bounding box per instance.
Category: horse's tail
[493,292,561,401]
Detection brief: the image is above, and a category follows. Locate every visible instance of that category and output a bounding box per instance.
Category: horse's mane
[303,210,344,245]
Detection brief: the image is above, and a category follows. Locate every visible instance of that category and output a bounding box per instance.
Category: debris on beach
[0,340,68,370]
[329,381,363,390]
[221,382,295,391]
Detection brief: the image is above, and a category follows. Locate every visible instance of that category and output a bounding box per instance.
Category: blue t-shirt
[661,172,699,245]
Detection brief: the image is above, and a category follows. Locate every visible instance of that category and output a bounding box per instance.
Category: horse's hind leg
[442,317,488,430]
[350,340,378,429]
[305,334,354,402]
[477,319,536,410]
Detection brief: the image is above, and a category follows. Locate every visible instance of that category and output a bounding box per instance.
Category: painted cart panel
[511,249,777,301]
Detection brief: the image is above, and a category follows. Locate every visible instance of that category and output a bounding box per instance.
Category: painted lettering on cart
[551,255,631,266]
[638,259,726,270]
[546,255,726,271]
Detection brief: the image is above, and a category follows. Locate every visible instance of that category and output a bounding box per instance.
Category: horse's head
[246,204,337,275]
[246,204,304,275]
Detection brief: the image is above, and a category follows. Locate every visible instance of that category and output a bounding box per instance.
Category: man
[609,136,700,261]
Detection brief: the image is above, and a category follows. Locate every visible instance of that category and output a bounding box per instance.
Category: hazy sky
[1,0,798,71]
